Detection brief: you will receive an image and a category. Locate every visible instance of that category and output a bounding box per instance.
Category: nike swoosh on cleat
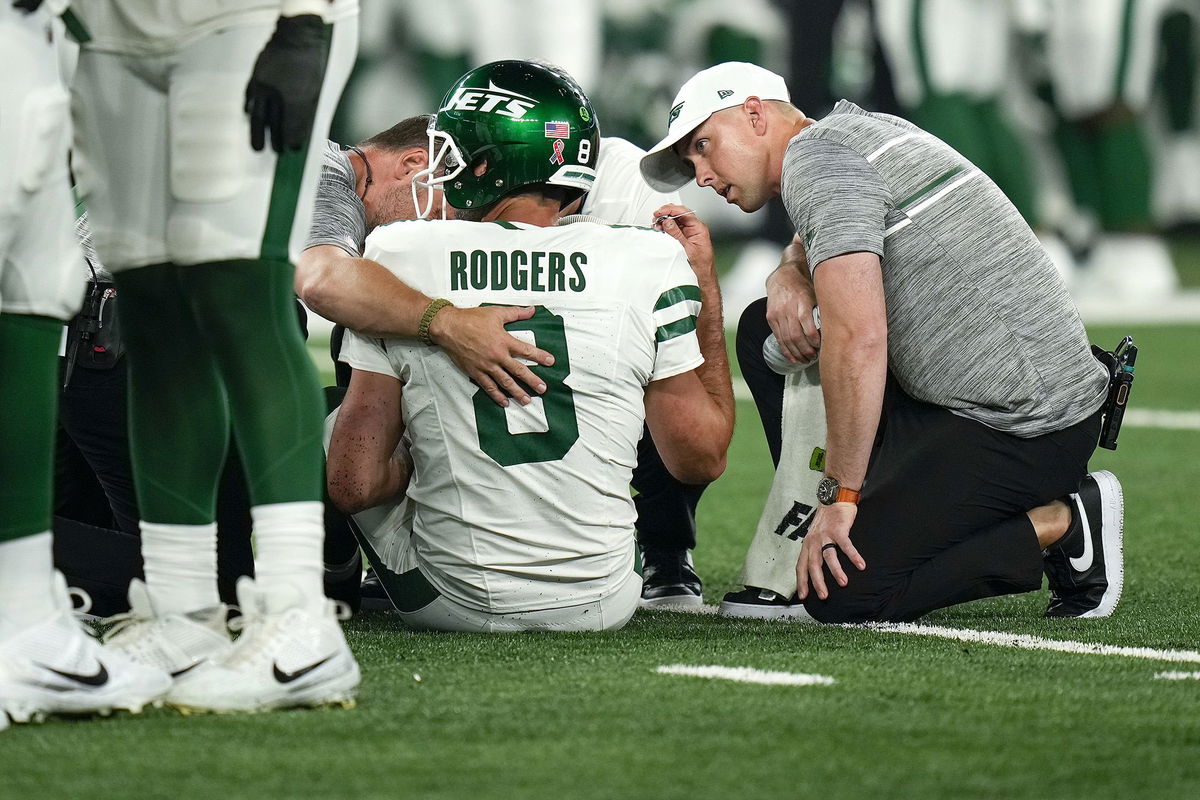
[40,662,109,687]
[171,661,205,678]
[273,656,333,684]
[1070,494,1095,572]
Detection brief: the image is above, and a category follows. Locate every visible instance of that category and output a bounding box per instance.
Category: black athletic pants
[736,298,1100,623]
[736,299,784,467]
[57,361,139,535]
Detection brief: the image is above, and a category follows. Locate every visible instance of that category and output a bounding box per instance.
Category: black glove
[244,14,330,153]
[12,0,46,12]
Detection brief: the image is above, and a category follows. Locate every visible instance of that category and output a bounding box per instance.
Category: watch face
[817,476,838,505]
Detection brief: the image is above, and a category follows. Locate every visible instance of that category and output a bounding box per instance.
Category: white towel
[736,363,827,597]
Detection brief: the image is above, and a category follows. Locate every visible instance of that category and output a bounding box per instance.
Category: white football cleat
[0,574,171,723]
[168,578,360,714]
[100,579,233,694]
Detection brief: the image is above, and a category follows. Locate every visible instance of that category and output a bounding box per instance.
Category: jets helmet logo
[668,102,684,126]
[443,82,538,119]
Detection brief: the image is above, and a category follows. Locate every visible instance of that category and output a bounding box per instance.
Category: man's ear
[398,147,428,178]
[745,96,767,135]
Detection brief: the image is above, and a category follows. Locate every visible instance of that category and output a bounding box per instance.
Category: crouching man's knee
[802,584,891,624]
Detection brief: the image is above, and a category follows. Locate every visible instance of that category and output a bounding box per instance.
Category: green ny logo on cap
[668,102,684,126]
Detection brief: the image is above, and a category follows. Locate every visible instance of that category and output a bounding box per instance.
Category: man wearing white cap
[641,62,1126,622]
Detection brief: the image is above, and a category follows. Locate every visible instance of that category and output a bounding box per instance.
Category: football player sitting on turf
[325,61,733,632]
[300,115,715,611]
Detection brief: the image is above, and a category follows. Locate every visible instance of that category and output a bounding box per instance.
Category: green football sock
[1054,119,1104,221]
[114,265,229,524]
[1160,10,1196,133]
[0,314,64,541]
[1056,116,1154,232]
[1097,119,1153,231]
[186,259,324,506]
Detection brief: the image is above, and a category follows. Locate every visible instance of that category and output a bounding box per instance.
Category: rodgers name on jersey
[450,248,587,293]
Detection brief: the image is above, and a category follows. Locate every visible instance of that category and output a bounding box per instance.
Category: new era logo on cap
[717,89,734,99]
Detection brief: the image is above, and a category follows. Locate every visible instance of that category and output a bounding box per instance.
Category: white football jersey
[71,0,357,56]
[341,219,703,613]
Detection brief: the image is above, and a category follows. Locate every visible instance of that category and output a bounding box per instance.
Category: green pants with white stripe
[875,0,1039,225]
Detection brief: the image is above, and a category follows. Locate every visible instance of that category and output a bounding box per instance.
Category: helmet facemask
[411,121,464,220]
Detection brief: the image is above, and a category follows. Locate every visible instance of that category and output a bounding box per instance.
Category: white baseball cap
[639,62,791,192]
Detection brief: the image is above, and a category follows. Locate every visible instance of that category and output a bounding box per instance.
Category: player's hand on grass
[797,503,866,601]
[429,305,555,408]
[245,14,330,153]
[652,204,715,278]
[766,265,821,364]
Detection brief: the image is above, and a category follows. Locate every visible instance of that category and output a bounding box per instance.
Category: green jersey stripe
[62,9,92,44]
[654,284,701,312]
[895,166,963,211]
[1114,0,1136,98]
[259,25,332,262]
[656,316,697,343]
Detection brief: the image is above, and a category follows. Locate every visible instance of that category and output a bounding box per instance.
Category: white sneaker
[101,579,233,688]
[0,574,171,723]
[168,578,360,714]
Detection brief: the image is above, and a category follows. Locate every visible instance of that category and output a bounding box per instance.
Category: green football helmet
[413,60,600,217]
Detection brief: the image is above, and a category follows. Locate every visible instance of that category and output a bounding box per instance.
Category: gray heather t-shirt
[306,140,368,257]
[782,100,1108,437]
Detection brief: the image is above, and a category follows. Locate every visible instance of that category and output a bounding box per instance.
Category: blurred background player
[67,0,360,713]
[0,0,169,727]
[872,1,1048,246]
[326,61,734,631]
[1042,0,1179,298]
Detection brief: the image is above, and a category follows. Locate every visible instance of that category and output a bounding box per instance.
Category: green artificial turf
[9,324,1199,800]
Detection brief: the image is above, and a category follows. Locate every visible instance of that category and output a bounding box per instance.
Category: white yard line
[863,623,1200,664]
[650,610,1200,670]
[656,664,835,686]
[1123,408,1200,430]
[731,378,1200,431]
[1155,672,1200,680]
